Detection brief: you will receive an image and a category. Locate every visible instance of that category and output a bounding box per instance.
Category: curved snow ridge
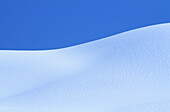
[0,23,170,112]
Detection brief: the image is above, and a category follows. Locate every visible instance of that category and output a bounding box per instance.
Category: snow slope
[0,23,170,112]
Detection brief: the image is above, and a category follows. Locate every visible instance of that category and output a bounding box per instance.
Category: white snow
[0,23,170,112]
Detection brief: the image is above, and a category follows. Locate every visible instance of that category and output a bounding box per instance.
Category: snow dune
[0,23,170,112]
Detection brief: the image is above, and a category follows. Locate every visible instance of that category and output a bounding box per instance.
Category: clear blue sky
[0,0,169,50]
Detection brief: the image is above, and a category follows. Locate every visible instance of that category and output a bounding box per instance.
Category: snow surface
[0,23,170,112]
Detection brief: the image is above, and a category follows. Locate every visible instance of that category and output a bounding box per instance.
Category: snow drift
[0,23,170,112]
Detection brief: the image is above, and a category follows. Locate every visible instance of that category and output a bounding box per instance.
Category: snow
[0,23,170,112]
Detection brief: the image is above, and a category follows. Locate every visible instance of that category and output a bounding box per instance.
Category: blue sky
[0,0,169,50]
